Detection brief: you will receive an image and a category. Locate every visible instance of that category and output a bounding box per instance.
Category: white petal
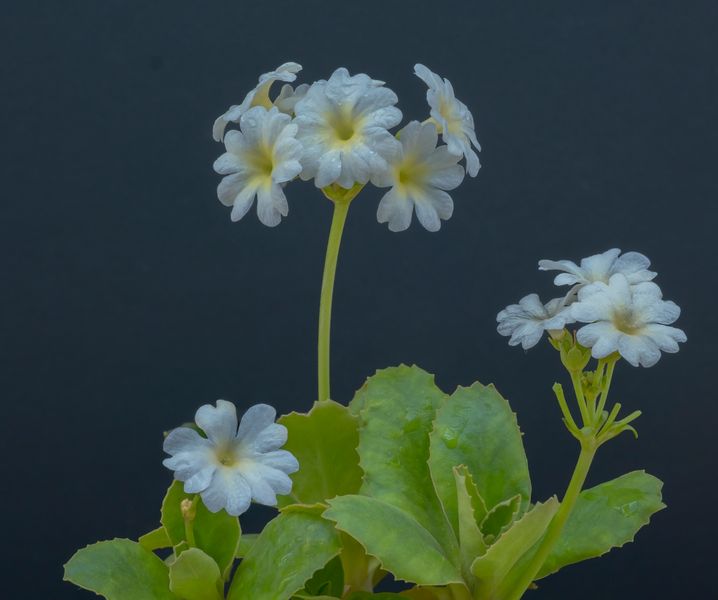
[237,404,277,443]
[377,188,413,232]
[230,184,258,222]
[256,184,288,227]
[163,427,212,455]
[240,462,279,506]
[576,322,621,358]
[183,464,217,494]
[427,163,464,191]
[246,424,288,453]
[195,400,238,445]
[415,188,453,232]
[201,469,252,516]
[256,449,300,474]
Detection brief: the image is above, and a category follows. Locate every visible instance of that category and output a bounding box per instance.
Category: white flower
[414,64,481,177]
[274,83,309,114]
[497,293,575,350]
[163,400,299,516]
[571,274,686,367]
[373,121,464,232]
[213,106,303,226]
[213,62,302,142]
[539,248,656,289]
[294,67,402,189]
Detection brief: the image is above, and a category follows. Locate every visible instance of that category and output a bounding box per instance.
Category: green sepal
[537,471,665,578]
[325,494,464,587]
[227,510,341,600]
[161,480,241,578]
[351,365,458,561]
[278,399,363,507]
[168,548,222,600]
[471,498,559,600]
[480,494,522,542]
[63,538,178,600]
[453,466,487,576]
[139,526,171,551]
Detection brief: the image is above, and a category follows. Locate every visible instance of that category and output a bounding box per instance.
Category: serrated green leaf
[139,526,171,551]
[351,365,458,561]
[278,400,363,507]
[64,538,178,600]
[325,495,463,587]
[429,383,532,538]
[161,480,240,577]
[169,548,222,600]
[453,466,487,575]
[537,471,665,578]
[302,555,344,597]
[471,498,558,600]
[227,510,341,600]
[480,494,522,541]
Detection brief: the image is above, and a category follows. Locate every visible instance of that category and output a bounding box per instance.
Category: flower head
[414,64,481,177]
[539,248,656,289]
[294,67,402,189]
[571,274,686,367]
[213,106,303,226]
[374,121,464,232]
[163,400,299,516]
[497,293,575,350]
[213,62,303,142]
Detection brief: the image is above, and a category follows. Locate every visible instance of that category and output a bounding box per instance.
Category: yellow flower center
[325,107,361,144]
[612,309,643,335]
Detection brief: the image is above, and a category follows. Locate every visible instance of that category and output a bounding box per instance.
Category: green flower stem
[595,356,618,419]
[569,369,590,426]
[505,441,597,600]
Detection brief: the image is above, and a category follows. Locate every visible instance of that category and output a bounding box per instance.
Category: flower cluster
[497,249,686,367]
[212,62,481,231]
[163,400,298,516]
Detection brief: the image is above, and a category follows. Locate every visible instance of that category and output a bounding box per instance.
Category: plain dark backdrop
[2,0,716,597]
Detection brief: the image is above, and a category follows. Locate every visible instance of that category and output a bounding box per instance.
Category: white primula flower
[274,83,309,114]
[294,67,402,189]
[213,106,303,226]
[497,293,575,350]
[539,248,656,289]
[414,64,481,177]
[571,273,687,367]
[374,121,464,232]
[163,400,299,516]
[213,62,302,142]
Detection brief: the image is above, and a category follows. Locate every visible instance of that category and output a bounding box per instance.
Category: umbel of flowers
[64,63,681,600]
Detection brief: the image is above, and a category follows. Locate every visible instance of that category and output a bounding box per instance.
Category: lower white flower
[213,62,302,142]
[163,400,299,516]
[414,64,481,177]
[374,121,464,232]
[497,293,575,350]
[213,106,303,227]
[571,274,686,367]
[539,248,656,289]
[294,67,402,189]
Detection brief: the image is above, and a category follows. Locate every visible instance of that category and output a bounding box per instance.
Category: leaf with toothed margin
[480,494,522,542]
[350,365,459,562]
[278,400,363,507]
[227,510,341,600]
[453,466,487,575]
[471,498,559,600]
[324,494,464,587]
[536,471,665,578]
[429,383,532,540]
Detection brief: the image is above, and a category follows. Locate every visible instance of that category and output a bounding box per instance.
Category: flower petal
[195,400,238,445]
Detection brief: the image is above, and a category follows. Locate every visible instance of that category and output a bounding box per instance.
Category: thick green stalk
[317,199,351,403]
[504,443,596,600]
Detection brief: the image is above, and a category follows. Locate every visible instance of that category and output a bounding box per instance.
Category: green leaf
[351,365,458,560]
[161,480,241,577]
[429,383,532,538]
[453,466,487,573]
[138,526,171,551]
[325,495,463,587]
[236,533,258,558]
[480,494,522,541]
[227,510,341,600]
[471,498,559,600]
[302,555,344,597]
[169,548,222,600]
[278,400,363,507]
[64,538,178,600]
[537,471,665,578]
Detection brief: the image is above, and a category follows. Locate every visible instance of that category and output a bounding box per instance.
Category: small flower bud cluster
[212,62,481,231]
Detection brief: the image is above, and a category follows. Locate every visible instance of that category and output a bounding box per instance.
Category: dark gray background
[2,0,716,597]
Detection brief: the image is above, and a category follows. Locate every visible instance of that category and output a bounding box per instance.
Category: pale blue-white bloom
[414,64,481,177]
[374,121,464,232]
[497,293,575,350]
[571,274,686,367]
[213,62,303,142]
[539,248,656,289]
[163,400,299,516]
[294,67,403,188]
[213,106,303,226]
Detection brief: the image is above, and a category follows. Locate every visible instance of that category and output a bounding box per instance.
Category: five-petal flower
[497,293,575,350]
[163,400,299,516]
